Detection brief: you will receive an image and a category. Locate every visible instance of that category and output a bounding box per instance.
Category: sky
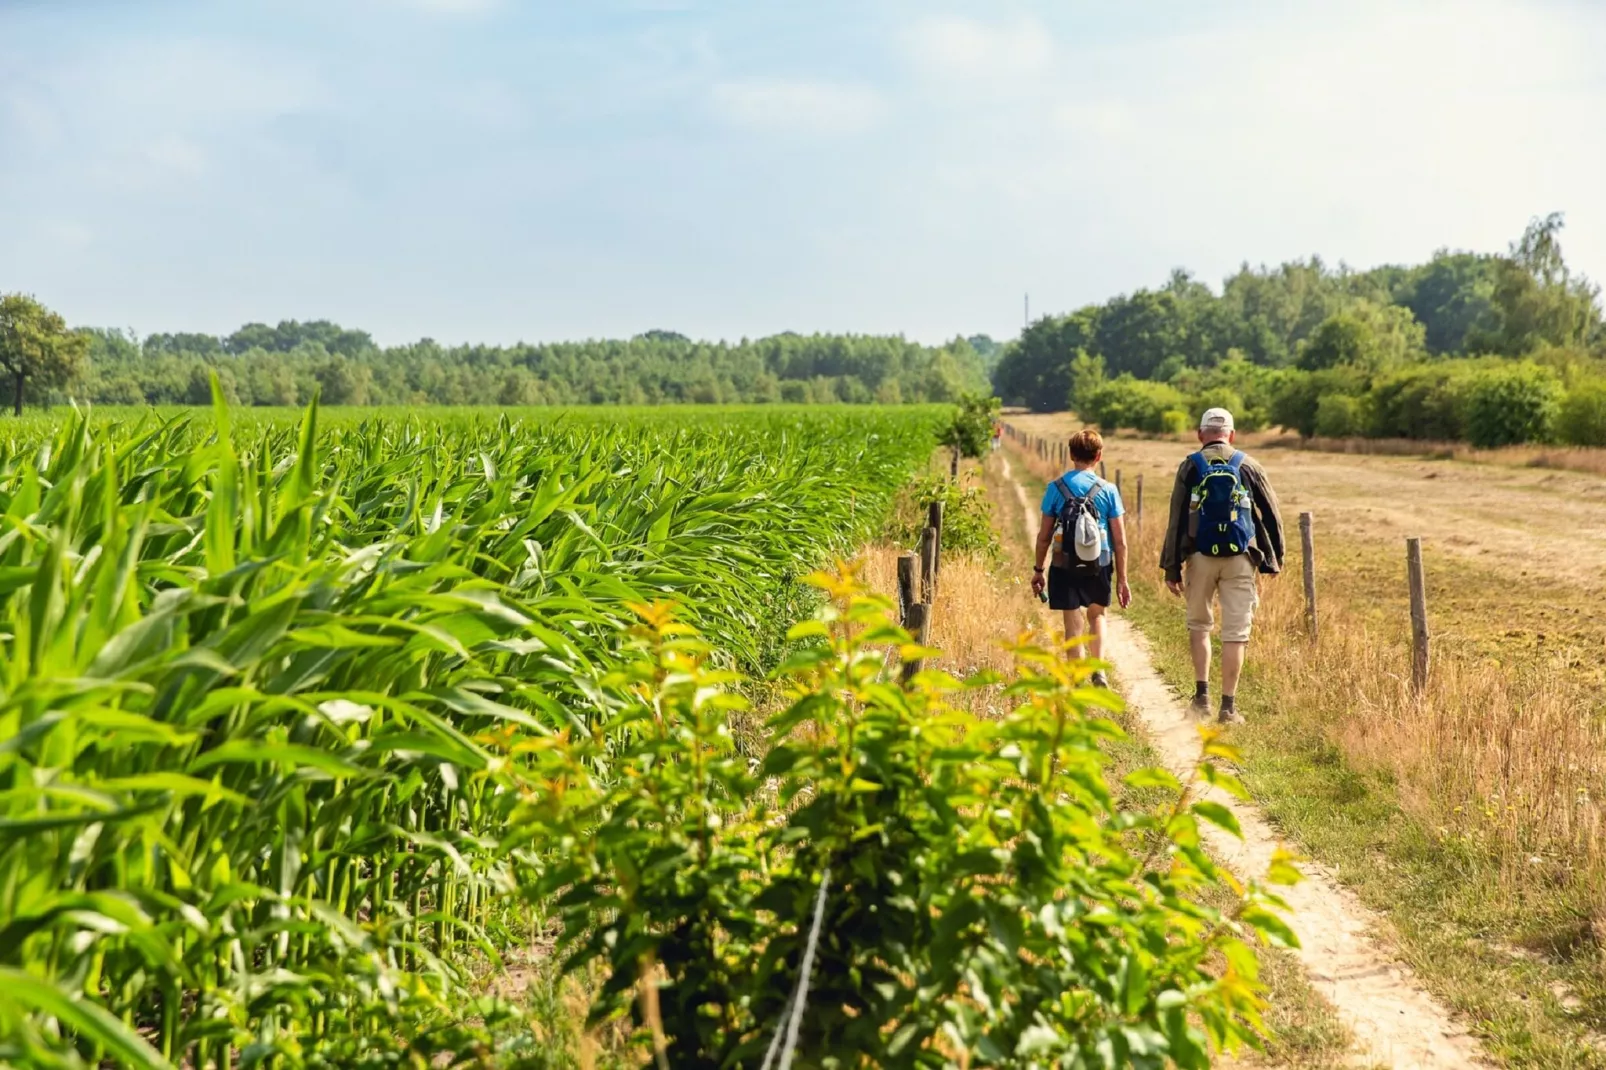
[2,0,1604,347]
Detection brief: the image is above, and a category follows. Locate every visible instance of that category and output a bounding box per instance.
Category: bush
[888,472,1001,562]
[1269,367,1367,438]
[940,392,1001,458]
[1557,379,1606,446]
[1161,409,1191,434]
[1081,375,1190,433]
[1460,362,1563,447]
[1367,364,1472,440]
[1314,394,1366,438]
[508,577,1291,1067]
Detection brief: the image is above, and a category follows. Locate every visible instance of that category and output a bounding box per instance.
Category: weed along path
[998,451,1484,1070]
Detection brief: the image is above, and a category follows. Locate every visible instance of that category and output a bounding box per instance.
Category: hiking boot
[1090,671,1110,689]
[1188,694,1211,719]
[1217,704,1245,725]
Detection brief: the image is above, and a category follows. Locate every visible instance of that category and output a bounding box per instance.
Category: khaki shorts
[1184,553,1259,643]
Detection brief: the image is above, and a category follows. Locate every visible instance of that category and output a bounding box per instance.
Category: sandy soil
[1006,414,1606,594]
[1001,451,1485,1070]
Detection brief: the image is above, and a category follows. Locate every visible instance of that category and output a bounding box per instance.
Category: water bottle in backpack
[1189,451,1255,557]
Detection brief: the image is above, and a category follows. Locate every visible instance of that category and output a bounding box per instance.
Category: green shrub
[1082,375,1190,433]
[1314,394,1365,438]
[1269,367,1367,437]
[888,472,1001,562]
[1557,380,1606,446]
[511,576,1291,1067]
[1367,363,1472,440]
[1461,362,1563,447]
[1161,408,1191,434]
[940,391,1001,458]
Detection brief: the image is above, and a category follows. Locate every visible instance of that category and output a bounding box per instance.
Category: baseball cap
[1199,407,1235,432]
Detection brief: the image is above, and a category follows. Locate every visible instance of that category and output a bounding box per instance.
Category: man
[1161,408,1285,723]
[1032,428,1131,686]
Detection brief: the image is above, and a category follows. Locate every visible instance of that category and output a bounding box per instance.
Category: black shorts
[1047,563,1112,610]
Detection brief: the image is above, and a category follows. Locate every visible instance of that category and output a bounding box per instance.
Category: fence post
[1300,512,1318,641]
[1407,537,1430,693]
[1099,461,1107,480]
[950,445,960,478]
[920,526,938,603]
[1135,473,1143,525]
[901,603,931,684]
[1114,468,1122,495]
[927,501,944,590]
[897,553,919,625]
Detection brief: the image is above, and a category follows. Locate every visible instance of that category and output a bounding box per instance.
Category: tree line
[0,307,998,410]
[995,214,1606,447]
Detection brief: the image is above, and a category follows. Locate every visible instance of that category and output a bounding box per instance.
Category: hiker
[1031,428,1131,686]
[1161,407,1285,724]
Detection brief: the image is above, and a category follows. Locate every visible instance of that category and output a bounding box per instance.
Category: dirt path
[1000,451,1484,1070]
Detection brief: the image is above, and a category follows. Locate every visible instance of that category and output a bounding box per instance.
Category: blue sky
[3,0,1604,346]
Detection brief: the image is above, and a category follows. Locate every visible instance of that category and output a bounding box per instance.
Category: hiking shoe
[1217,705,1245,725]
[1188,695,1211,719]
[1090,671,1110,689]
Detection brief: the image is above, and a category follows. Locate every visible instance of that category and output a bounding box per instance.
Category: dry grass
[855,541,1035,686]
[1252,433,1606,478]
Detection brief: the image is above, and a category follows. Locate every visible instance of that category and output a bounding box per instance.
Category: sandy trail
[1000,451,1483,1070]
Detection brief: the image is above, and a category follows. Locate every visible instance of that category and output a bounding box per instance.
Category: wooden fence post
[920,526,938,603]
[950,445,960,478]
[1114,469,1122,494]
[897,553,919,625]
[1300,512,1318,641]
[1099,461,1107,480]
[901,603,931,684]
[927,501,944,590]
[1135,474,1143,525]
[1407,537,1430,693]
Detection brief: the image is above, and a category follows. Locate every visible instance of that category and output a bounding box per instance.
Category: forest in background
[66,325,998,408]
[994,214,1606,447]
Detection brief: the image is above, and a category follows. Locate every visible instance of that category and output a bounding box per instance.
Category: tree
[1297,301,1425,372]
[0,294,87,415]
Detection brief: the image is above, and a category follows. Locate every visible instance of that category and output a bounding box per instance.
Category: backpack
[1189,450,1255,557]
[1052,477,1105,574]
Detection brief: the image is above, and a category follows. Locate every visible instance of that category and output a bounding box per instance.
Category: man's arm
[1247,461,1286,573]
[1031,513,1055,597]
[1160,460,1192,588]
[1109,514,1132,608]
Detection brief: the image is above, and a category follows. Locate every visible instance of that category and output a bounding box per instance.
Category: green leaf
[1190,800,1243,839]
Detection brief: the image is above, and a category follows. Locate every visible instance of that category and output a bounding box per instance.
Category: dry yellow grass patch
[854,543,1036,687]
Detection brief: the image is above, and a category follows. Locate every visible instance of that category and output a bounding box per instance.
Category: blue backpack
[1189,451,1255,557]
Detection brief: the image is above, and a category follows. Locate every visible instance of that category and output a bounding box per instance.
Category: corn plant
[0,397,945,1068]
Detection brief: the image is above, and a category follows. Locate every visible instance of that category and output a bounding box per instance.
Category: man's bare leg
[1189,629,1212,686]
[1221,641,1247,698]
[1086,603,1107,662]
[1061,608,1088,658]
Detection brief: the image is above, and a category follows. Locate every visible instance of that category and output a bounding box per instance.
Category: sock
[1220,694,1236,711]
[1194,681,1209,700]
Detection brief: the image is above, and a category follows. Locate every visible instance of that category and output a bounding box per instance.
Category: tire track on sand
[1000,452,1483,1070]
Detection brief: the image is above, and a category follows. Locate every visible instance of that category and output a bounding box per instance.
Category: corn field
[0,400,950,1068]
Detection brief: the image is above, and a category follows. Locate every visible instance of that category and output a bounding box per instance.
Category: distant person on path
[1032,428,1131,686]
[1161,408,1285,723]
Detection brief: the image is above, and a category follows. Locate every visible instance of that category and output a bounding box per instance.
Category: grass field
[1007,414,1606,1066]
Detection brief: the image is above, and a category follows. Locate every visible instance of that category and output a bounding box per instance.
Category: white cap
[1199,407,1235,433]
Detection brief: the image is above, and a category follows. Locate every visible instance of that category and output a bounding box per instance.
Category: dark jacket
[1160,441,1285,583]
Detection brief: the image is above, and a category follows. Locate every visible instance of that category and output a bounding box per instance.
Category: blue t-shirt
[1041,470,1125,566]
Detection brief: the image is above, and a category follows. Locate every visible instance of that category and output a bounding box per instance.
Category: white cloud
[904,14,1053,80]
[711,79,887,135]
[400,0,500,14]
[143,134,207,177]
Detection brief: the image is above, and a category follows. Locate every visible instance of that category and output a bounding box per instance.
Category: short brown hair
[1068,428,1103,463]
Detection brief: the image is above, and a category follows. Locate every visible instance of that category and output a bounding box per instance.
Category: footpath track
[999,451,1483,1070]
